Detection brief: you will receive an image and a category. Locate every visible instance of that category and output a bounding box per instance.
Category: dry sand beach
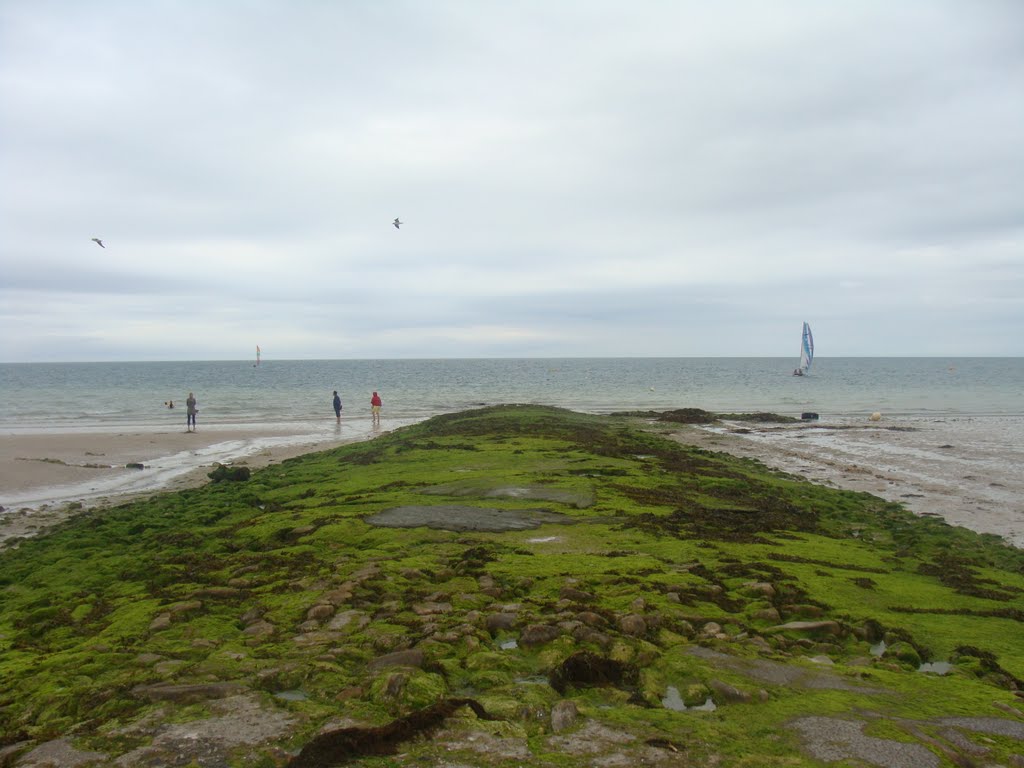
[2,414,1022,550]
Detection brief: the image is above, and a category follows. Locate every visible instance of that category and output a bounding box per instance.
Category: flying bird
[92,237,105,248]
[393,218,402,229]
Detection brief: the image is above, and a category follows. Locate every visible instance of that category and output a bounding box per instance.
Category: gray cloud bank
[2,1,1022,361]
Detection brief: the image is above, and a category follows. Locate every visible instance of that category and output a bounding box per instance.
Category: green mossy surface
[1,405,1022,766]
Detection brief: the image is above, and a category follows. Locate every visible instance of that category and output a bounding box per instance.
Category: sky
[1,1,1023,362]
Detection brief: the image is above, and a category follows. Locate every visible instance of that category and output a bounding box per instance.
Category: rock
[743,582,776,599]
[752,608,781,622]
[243,620,275,637]
[240,607,264,624]
[367,649,425,671]
[149,613,172,631]
[619,614,647,636]
[572,626,612,650]
[520,624,562,647]
[701,621,723,636]
[559,587,595,602]
[783,604,825,619]
[486,613,519,634]
[666,592,682,604]
[207,463,250,482]
[576,611,606,627]
[766,621,842,637]
[131,682,245,703]
[551,700,579,732]
[412,601,453,615]
[8,738,108,767]
[168,599,202,615]
[709,679,752,703]
[328,610,368,631]
[306,604,335,621]
[629,597,646,612]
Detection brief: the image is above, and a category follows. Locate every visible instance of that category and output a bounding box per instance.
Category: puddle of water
[273,690,308,701]
[499,639,518,650]
[918,661,953,675]
[870,640,887,657]
[662,686,717,712]
[515,675,549,685]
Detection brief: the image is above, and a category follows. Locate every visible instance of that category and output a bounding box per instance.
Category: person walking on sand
[333,390,342,422]
[370,391,382,425]
[186,392,197,432]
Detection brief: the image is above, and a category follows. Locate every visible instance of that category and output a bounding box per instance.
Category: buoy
[869,412,882,422]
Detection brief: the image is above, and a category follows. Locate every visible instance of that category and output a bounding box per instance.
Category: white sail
[797,322,814,375]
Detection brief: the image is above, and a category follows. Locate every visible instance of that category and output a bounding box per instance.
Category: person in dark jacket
[333,391,342,422]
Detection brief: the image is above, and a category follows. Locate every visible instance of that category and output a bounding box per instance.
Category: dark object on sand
[125,462,146,470]
[801,412,820,421]
[207,464,250,483]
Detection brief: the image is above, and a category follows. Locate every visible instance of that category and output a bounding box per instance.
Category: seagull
[92,237,105,248]
[393,218,402,229]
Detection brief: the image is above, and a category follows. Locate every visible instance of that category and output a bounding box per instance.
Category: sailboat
[793,322,813,376]
[254,345,261,368]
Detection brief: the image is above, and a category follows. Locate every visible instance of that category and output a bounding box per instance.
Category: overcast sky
[2,1,1022,361]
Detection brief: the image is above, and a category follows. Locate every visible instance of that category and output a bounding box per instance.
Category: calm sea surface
[1,358,1022,433]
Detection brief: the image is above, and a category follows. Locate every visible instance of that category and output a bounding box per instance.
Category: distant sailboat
[255,345,261,368]
[793,322,814,376]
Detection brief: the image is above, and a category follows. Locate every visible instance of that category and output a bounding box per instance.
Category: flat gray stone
[365,505,573,532]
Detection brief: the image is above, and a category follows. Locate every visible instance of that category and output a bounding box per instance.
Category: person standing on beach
[370,391,382,425]
[333,391,342,422]
[186,392,197,432]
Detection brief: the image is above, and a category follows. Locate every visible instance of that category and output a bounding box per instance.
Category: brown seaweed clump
[286,698,497,767]
[548,651,640,695]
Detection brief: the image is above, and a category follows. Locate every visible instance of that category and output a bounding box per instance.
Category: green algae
[2,405,1023,766]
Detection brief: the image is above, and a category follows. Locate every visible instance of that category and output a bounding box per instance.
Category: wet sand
[663,417,1024,549]
[0,425,370,545]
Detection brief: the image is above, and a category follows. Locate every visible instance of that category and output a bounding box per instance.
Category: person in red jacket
[370,391,382,425]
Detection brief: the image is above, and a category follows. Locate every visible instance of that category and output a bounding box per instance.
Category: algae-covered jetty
[1,405,1022,766]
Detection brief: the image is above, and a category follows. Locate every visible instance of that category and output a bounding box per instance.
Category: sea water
[2,357,1021,432]
[2,358,1022,545]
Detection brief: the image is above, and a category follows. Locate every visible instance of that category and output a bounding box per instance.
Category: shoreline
[2,411,1022,550]
[0,420,392,545]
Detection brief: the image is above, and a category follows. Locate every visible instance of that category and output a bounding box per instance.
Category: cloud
[1,1,1022,361]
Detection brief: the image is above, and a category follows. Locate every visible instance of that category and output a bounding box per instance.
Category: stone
[242,620,275,637]
[367,649,426,671]
[413,601,453,615]
[306,604,335,621]
[576,611,607,627]
[702,621,723,636]
[168,600,202,615]
[743,582,776,598]
[9,739,107,767]
[766,621,842,637]
[560,587,596,602]
[520,624,562,647]
[486,613,519,633]
[551,700,579,732]
[572,626,612,650]
[328,610,368,631]
[619,614,647,636]
[131,682,246,704]
[709,679,752,703]
[149,613,172,631]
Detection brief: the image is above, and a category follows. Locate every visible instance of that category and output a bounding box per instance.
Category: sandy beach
[0,424,373,545]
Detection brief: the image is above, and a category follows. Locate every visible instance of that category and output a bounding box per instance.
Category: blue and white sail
[796,322,814,376]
